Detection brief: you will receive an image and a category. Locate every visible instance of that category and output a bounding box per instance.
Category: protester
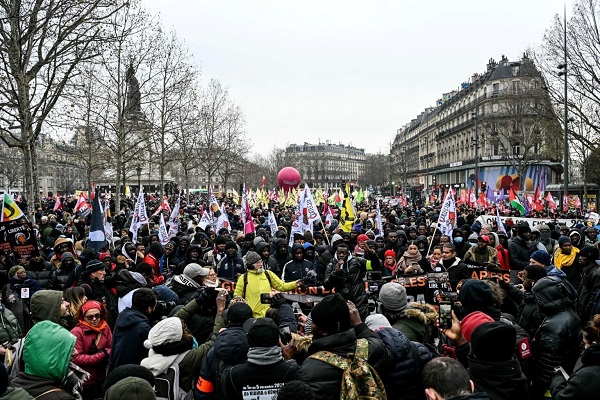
[554,236,581,291]
[422,357,486,400]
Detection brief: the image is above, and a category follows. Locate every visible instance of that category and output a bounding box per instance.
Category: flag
[469,188,477,208]
[215,204,231,233]
[301,184,321,224]
[130,188,148,244]
[523,194,531,215]
[74,193,90,216]
[356,189,364,203]
[267,211,278,237]
[199,211,211,230]
[496,208,506,234]
[241,184,255,235]
[497,188,505,202]
[437,189,456,238]
[261,176,266,188]
[289,193,309,247]
[232,189,240,205]
[525,194,536,215]
[104,221,113,248]
[167,195,181,240]
[563,194,569,212]
[402,195,407,207]
[485,185,495,203]
[53,197,62,212]
[208,186,221,220]
[375,198,384,238]
[152,197,171,216]
[324,207,335,228]
[339,183,356,232]
[509,188,526,215]
[89,189,106,253]
[158,214,170,245]
[1,193,24,222]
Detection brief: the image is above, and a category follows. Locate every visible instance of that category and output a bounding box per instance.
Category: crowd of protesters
[0,190,598,400]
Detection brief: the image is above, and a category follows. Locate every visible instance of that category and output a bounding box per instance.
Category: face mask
[469,242,477,247]
[540,233,550,241]
[454,237,463,243]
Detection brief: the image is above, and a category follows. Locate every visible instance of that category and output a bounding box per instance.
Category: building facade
[391,55,563,199]
[285,141,367,187]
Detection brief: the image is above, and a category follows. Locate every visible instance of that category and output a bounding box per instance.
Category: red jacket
[143,253,165,285]
[71,322,113,385]
[496,244,510,270]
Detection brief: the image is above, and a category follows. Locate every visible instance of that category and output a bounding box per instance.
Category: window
[493,143,500,156]
[512,81,520,94]
[492,83,500,94]
[512,142,521,155]
[492,103,499,113]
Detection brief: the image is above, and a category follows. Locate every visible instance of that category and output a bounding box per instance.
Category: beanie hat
[225,241,237,251]
[104,376,156,400]
[470,321,516,362]
[379,282,408,313]
[293,233,304,241]
[460,311,494,342]
[530,250,551,266]
[357,234,369,243]
[103,365,156,396]
[524,264,548,281]
[99,253,111,262]
[331,234,343,244]
[144,317,183,349]
[243,317,280,347]
[214,236,227,245]
[81,300,102,316]
[183,263,210,279]
[384,250,396,259]
[459,279,494,310]
[365,314,392,331]
[311,293,351,334]
[253,237,265,247]
[221,302,253,326]
[61,252,75,261]
[580,245,600,261]
[558,236,571,247]
[517,223,531,235]
[245,251,262,267]
[352,224,363,233]
[468,233,479,241]
[85,259,105,275]
[8,266,24,278]
[304,231,313,242]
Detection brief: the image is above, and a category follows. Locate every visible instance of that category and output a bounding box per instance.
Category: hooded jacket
[508,235,532,271]
[550,342,600,400]
[10,321,76,400]
[468,356,529,400]
[108,307,152,373]
[532,276,581,390]
[71,319,112,386]
[48,238,76,269]
[169,274,202,305]
[269,239,291,278]
[30,290,65,326]
[281,244,316,282]
[255,241,280,276]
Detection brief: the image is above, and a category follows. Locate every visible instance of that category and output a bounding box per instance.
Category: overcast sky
[144,0,573,154]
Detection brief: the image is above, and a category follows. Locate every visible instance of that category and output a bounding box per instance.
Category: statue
[126,64,141,118]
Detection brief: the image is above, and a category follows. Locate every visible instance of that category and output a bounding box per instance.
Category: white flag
[241,184,248,229]
[158,214,170,245]
[496,208,506,235]
[104,221,113,248]
[267,211,278,237]
[215,204,231,233]
[289,194,308,247]
[302,184,321,223]
[168,195,181,240]
[199,211,211,230]
[135,188,148,230]
[437,189,456,239]
[375,199,384,238]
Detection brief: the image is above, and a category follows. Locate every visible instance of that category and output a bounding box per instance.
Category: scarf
[554,246,580,269]
[174,274,201,289]
[399,251,422,271]
[428,256,440,269]
[247,346,283,365]
[383,259,397,274]
[79,319,108,333]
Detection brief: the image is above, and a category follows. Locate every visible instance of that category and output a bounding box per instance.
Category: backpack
[309,338,387,400]
[155,351,193,400]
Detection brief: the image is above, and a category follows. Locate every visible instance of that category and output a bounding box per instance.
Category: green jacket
[0,387,33,399]
[23,320,75,381]
[30,290,64,326]
[0,305,22,344]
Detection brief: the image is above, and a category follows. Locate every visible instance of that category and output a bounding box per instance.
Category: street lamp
[136,165,142,195]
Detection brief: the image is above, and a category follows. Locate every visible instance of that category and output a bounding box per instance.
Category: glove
[270,293,287,309]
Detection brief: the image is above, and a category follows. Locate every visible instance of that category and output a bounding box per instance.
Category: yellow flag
[339,183,356,232]
[232,189,240,205]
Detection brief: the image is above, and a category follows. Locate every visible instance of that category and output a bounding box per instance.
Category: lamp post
[471,111,479,198]
[402,146,407,197]
[136,165,142,196]
[557,5,569,207]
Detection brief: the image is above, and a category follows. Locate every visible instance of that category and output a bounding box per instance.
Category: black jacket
[46,267,75,292]
[324,252,380,320]
[282,244,316,281]
[11,372,74,399]
[578,262,600,321]
[439,257,471,291]
[509,236,532,271]
[216,256,245,281]
[169,275,201,305]
[298,323,390,400]
[270,239,291,278]
[375,327,431,400]
[550,343,600,400]
[517,290,543,339]
[108,307,152,373]
[25,260,54,289]
[532,276,582,391]
[468,356,529,400]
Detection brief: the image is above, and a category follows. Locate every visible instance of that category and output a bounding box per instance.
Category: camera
[260,293,273,304]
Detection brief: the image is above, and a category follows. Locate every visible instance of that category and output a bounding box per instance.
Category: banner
[476,215,586,229]
[0,222,40,260]
[302,184,321,224]
[437,190,456,238]
[267,211,278,237]
[168,195,181,240]
[158,214,170,245]
[375,198,384,238]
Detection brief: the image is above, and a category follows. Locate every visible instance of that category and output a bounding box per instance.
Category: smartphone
[260,293,272,304]
[439,302,453,329]
[279,325,292,345]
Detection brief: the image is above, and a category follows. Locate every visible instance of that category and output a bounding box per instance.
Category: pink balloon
[277,167,301,191]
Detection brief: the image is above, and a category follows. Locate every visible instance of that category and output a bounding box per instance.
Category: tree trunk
[185,168,190,204]
[115,151,122,215]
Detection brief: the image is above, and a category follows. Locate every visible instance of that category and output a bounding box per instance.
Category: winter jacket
[550,342,600,400]
[25,260,53,289]
[463,246,499,268]
[509,236,532,271]
[255,242,279,277]
[389,302,438,345]
[554,247,581,291]
[29,290,66,326]
[233,270,297,318]
[298,323,390,400]
[70,321,112,387]
[10,321,76,400]
[216,256,245,281]
[517,290,543,339]
[108,307,152,373]
[270,239,291,278]
[142,253,164,286]
[169,274,202,305]
[0,304,22,345]
[46,266,75,292]
[282,244,316,281]
[174,291,221,344]
[578,261,600,321]
[194,327,249,400]
[439,257,471,291]
[0,387,33,399]
[532,276,582,392]
[324,251,380,320]
[1,283,32,335]
[374,327,432,400]
[468,356,529,400]
[317,248,335,283]
[48,238,76,269]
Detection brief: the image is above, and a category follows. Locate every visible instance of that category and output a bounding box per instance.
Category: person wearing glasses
[71,300,113,400]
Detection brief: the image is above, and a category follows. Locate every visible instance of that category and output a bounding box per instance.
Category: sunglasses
[85,313,101,321]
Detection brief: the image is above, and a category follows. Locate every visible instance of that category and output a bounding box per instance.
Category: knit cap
[470,321,516,362]
[459,279,494,310]
[460,311,494,342]
[253,236,265,247]
[311,293,351,334]
[85,259,105,275]
[8,266,24,278]
[357,234,369,243]
[81,300,102,315]
[61,252,75,261]
[243,317,280,347]
[580,245,600,260]
[225,241,237,251]
[183,263,210,279]
[105,377,156,400]
[245,251,262,267]
[215,236,227,245]
[558,236,571,247]
[378,282,408,313]
[144,317,183,349]
[517,223,531,235]
[365,314,392,331]
[530,250,551,266]
[331,234,343,244]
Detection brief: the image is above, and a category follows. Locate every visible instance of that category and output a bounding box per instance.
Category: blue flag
[485,185,496,204]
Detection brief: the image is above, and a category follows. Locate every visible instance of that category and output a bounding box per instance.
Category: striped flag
[1,193,24,222]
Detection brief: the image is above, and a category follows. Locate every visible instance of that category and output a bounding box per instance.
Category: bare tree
[360,153,388,189]
[218,104,250,192]
[0,0,125,219]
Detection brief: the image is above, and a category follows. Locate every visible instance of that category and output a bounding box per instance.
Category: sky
[144,0,574,155]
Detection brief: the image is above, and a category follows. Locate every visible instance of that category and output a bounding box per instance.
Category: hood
[404,302,438,325]
[291,243,304,256]
[214,327,249,364]
[255,241,269,255]
[374,327,410,361]
[397,231,407,240]
[186,244,202,261]
[105,376,156,400]
[24,320,75,381]
[569,229,583,246]
[30,290,63,325]
[115,307,149,329]
[53,237,72,251]
[118,269,148,286]
[532,276,575,316]
[489,232,500,247]
[545,265,567,279]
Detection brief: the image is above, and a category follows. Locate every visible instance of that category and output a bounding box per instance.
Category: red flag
[545,192,556,211]
[53,197,62,212]
[563,195,568,212]
[402,195,407,207]
[509,188,517,202]
[533,187,544,211]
